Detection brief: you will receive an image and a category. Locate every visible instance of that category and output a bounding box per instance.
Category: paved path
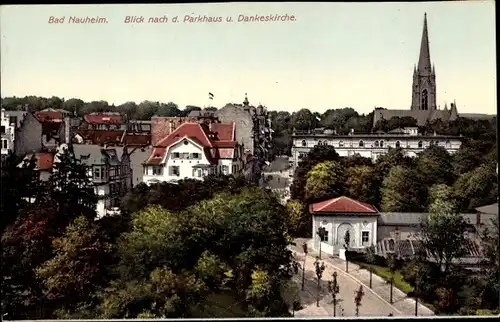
[291,239,434,317]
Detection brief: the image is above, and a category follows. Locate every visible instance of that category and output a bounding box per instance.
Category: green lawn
[358,262,414,294]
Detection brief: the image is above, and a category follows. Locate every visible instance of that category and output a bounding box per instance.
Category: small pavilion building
[310,196,379,256]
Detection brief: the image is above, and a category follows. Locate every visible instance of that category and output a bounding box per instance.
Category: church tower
[411,13,437,111]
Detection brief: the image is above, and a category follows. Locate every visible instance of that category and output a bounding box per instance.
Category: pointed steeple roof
[418,13,432,75]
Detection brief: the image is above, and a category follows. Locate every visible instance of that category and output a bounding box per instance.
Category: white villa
[142,122,244,185]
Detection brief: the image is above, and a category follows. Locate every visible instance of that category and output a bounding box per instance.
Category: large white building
[1,108,15,156]
[143,122,244,185]
[291,127,462,171]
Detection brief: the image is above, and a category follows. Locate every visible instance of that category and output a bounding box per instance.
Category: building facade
[143,122,243,185]
[72,144,133,218]
[311,196,379,255]
[1,109,15,156]
[291,127,462,170]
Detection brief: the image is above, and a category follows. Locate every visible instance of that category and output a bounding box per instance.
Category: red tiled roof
[35,111,63,123]
[310,196,378,214]
[84,113,123,124]
[37,152,54,170]
[144,122,239,165]
[157,123,213,148]
[145,147,166,165]
[210,122,235,141]
[23,152,54,171]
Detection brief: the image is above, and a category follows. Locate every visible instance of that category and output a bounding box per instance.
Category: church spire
[418,13,432,75]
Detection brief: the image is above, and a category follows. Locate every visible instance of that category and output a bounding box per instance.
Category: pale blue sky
[0,2,496,114]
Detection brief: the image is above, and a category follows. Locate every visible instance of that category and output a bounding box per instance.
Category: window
[421,89,429,110]
[143,166,148,175]
[93,167,101,180]
[182,152,189,159]
[152,166,163,175]
[339,141,344,147]
[301,140,306,147]
[172,152,180,159]
[317,140,322,146]
[418,141,423,148]
[374,141,379,147]
[359,140,364,147]
[395,141,400,148]
[0,126,5,134]
[362,231,370,246]
[446,140,451,148]
[298,153,306,159]
[169,166,180,176]
[380,140,384,147]
[183,140,189,145]
[2,139,6,149]
[191,152,200,159]
[222,165,229,174]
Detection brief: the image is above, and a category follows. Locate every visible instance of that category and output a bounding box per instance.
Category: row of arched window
[301,139,452,149]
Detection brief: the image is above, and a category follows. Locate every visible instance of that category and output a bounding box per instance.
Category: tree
[453,163,498,212]
[354,285,365,317]
[344,230,351,273]
[301,243,308,291]
[381,165,427,212]
[62,98,85,115]
[316,227,327,260]
[387,253,396,304]
[1,201,60,319]
[416,146,455,186]
[49,147,97,224]
[314,259,326,307]
[345,165,376,204]
[35,216,113,312]
[305,161,345,202]
[418,212,469,275]
[245,269,273,315]
[290,144,341,202]
[1,155,41,233]
[365,246,376,289]
[327,271,340,317]
[427,184,459,214]
[285,200,308,237]
[477,218,499,310]
[156,102,182,117]
[291,109,317,131]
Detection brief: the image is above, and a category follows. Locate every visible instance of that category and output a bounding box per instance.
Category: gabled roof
[156,122,212,148]
[311,196,378,214]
